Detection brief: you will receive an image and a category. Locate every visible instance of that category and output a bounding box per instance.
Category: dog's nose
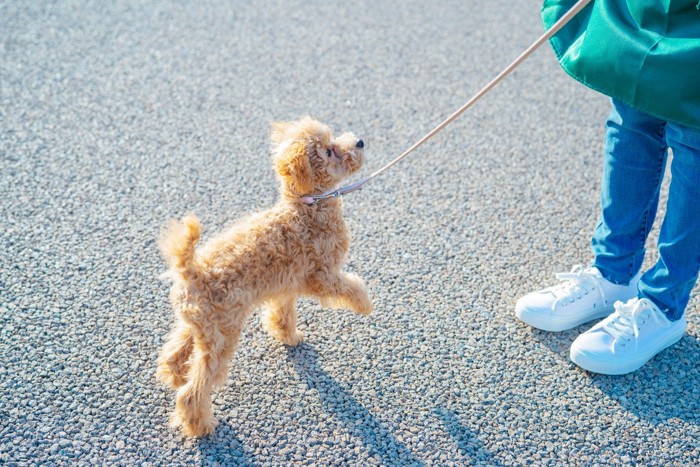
[356,139,364,148]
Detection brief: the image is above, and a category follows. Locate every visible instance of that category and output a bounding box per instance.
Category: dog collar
[296,191,341,206]
[296,177,370,205]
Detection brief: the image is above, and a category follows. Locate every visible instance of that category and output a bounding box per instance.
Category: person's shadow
[287,343,425,466]
[532,326,700,425]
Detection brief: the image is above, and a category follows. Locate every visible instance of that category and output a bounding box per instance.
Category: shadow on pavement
[532,326,700,425]
[195,419,252,465]
[528,325,585,360]
[434,407,504,466]
[287,343,424,466]
[590,334,700,425]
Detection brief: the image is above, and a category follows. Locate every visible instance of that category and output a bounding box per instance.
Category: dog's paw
[354,300,374,316]
[156,362,189,390]
[184,417,218,438]
[283,330,304,347]
[171,412,218,438]
[268,328,304,347]
[262,311,304,346]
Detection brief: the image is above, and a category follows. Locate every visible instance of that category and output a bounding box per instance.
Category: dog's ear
[271,121,292,146]
[275,142,314,194]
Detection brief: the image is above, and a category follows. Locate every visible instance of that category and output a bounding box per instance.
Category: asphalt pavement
[2,0,699,465]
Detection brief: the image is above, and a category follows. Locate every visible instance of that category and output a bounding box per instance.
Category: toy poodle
[156,117,373,437]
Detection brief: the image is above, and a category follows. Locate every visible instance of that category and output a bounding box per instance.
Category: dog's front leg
[310,271,373,316]
[262,295,304,346]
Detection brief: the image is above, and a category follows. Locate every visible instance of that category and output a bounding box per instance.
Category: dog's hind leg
[156,320,194,389]
[171,326,226,437]
[212,326,242,387]
[262,295,303,346]
[310,271,373,316]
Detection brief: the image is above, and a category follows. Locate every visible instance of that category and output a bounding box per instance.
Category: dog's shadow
[433,407,504,466]
[532,326,700,425]
[287,343,424,466]
[194,419,252,465]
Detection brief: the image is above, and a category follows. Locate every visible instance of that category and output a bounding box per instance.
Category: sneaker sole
[515,303,614,332]
[569,329,685,375]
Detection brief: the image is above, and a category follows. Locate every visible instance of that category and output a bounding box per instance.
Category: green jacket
[543,0,700,129]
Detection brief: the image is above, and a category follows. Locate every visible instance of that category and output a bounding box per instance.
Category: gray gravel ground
[2,0,699,465]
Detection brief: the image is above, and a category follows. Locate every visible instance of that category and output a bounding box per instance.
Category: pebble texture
[2,0,699,465]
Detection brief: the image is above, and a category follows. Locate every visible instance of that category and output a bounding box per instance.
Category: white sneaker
[570,298,686,375]
[515,265,640,332]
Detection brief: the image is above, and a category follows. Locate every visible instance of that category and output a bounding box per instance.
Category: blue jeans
[591,99,700,321]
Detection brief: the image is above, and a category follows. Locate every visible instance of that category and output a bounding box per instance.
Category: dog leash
[300,0,593,205]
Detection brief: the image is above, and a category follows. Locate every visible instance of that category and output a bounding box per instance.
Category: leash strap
[304,0,593,205]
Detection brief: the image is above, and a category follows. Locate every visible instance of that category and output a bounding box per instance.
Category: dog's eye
[326,149,332,157]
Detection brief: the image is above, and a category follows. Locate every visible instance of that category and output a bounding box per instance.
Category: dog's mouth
[344,147,364,173]
[321,149,362,188]
[332,134,365,174]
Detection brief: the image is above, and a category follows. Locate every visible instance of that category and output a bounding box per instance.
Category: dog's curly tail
[159,215,202,283]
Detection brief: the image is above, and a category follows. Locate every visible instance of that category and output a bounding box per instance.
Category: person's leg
[591,99,669,285]
[570,112,699,375]
[515,99,660,332]
[638,121,700,320]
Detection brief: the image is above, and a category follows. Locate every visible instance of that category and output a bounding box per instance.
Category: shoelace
[553,265,607,307]
[605,298,670,346]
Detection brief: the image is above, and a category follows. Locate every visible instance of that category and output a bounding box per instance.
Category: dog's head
[271,117,365,197]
